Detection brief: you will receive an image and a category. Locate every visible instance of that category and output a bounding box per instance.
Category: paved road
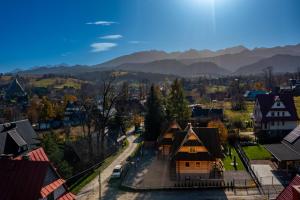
[77,133,138,200]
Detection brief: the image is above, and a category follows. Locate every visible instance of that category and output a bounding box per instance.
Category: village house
[0,120,76,199]
[0,119,40,156]
[158,122,224,180]
[5,77,28,105]
[243,90,268,101]
[253,94,299,139]
[265,125,300,173]
[0,147,75,200]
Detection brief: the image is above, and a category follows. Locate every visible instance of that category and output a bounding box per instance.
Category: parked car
[111,164,123,179]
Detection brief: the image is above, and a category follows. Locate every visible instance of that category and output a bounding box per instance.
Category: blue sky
[1,0,300,72]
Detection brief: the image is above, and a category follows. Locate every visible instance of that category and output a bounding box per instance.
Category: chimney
[1,122,16,132]
[186,123,192,130]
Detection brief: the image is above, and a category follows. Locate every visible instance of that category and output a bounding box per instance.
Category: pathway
[77,133,138,200]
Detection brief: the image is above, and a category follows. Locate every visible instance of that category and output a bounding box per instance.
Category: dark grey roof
[7,130,27,147]
[256,94,299,122]
[265,143,300,161]
[0,120,39,155]
[191,106,223,119]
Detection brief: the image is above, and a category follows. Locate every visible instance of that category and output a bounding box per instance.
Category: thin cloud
[61,52,72,57]
[90,43,117,52]
[86,21,116,26]
[100,34,123,40]
[129,40,147,44]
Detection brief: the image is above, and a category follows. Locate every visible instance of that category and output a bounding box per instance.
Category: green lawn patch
[223,147,245,171]
[69,139,129,194]
[242,145,272,160]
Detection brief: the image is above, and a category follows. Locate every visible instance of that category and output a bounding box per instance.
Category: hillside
[235,54,300,75]
[117,59,229,77]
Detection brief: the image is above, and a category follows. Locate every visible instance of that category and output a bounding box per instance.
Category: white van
[111,165,123,179]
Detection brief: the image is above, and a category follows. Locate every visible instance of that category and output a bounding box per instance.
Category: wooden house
[158,122,223,180]
[158,121,182,156]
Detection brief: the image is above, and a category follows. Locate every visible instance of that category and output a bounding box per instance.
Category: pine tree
[144,84,165,141]
[166,79,191,127]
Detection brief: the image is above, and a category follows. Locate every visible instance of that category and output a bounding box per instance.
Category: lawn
[242,145,272,160]
[294,97,300,118]
[31,78,82,89]
[223,146,245,171]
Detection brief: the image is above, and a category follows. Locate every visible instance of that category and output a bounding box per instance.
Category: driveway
[77,133,138,200]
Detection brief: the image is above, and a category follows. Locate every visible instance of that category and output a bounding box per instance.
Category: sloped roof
[0,120,40,155]
[41,178,65,198]
[191,106,223,118]
[256,94,299,122]
[276,175,300,200]
[171,125,223,160]
[58,192,76,200]
[15,147,50,162]
[0,159,49,200]
[6,78,26,97]
[265,125,300,161]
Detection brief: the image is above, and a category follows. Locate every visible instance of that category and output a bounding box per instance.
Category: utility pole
[99,169,101,200]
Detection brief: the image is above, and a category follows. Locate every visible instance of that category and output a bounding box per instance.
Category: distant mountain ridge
[116,59,229,77]
[235,54,300,75]
[10,43,300,77]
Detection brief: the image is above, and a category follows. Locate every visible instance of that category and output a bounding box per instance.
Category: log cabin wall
[176,160,212,174]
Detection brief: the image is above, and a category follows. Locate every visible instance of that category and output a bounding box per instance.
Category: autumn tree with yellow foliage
[208,120,228,144]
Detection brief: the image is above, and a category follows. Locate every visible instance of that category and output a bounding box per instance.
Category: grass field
[224,101,254,124]
[223,147,245,171]
[206,85,227,94]
[294,97,300,118]
[31,78,82,89]
[242,145,272,160]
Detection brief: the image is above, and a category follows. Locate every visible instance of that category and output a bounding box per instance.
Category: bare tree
[263,66,274,90]
[95,74,121,146]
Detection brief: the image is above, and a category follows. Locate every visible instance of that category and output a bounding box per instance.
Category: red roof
[277,175,300,200]
[58,192,76,200]
[15,147,50,161]
[0,159,49,200]
[41,178,65,198]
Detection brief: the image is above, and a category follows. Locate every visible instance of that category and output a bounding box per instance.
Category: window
[185,162,190,167]
[282,121,285,126]
[282,112,285,116]
[196,162,200,167]
[271,121,274,126]
[277,112,280,116]
[189,147,196,153]
[277,102,280,106]
[265,123,267,129]
[271,112,275,117]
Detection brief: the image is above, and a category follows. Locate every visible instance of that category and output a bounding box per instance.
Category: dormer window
[277,102,280,106]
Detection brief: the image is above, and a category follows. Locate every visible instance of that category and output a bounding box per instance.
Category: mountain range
[13,43,300,77]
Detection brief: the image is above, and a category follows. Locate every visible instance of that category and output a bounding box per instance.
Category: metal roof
[276,175,300,200]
